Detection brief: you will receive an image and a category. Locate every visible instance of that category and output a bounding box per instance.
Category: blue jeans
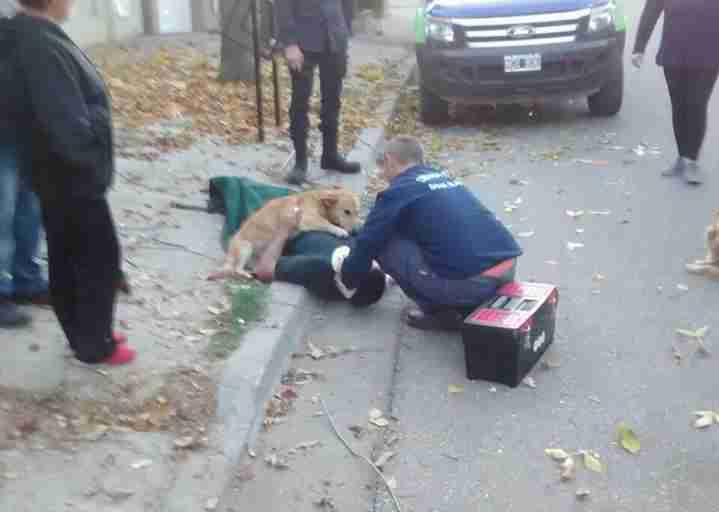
[377,238,514,314]
[0,146,46,298]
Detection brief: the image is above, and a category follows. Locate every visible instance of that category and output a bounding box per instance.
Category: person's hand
[631,53,644,69]
[284,45,304,72]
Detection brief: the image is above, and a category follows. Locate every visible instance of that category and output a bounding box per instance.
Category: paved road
[379,3,719,512]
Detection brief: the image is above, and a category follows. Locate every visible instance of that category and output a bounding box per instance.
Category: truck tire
[420,83,450,125]
[588,58,623,117]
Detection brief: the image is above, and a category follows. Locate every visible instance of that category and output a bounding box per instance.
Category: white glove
[631,53,644,69]
[331,246,357,299]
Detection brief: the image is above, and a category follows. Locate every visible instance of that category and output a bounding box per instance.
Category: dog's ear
[319,191,339,208]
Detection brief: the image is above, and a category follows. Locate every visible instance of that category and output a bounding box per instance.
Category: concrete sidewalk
[0,29,414,511]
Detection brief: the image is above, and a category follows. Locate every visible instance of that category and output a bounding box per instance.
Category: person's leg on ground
[286,54,318,185]
[11,173,48,303]
[66,198,132,364]
[318,51,360,174]
[0,149,31,327]
[683,66,719,185]
[662,67,690,177]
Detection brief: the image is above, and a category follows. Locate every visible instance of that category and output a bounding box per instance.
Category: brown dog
[208,188,360,280]
[686,210,719,278]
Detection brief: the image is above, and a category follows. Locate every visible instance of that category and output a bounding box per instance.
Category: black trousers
[664,66,719,161]
[289,50,348,151]
[41,196,119,363]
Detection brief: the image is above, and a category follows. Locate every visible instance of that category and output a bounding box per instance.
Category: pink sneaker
[103,344,137,366]
[112,331,128,344]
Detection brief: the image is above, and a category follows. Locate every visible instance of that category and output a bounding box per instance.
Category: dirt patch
[0,366,215,451]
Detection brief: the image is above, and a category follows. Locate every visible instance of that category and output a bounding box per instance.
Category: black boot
[286,138,308,185]
[321,130,361,174]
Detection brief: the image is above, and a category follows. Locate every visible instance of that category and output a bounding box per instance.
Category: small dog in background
[686,210,719,278]
[209,188,361,280]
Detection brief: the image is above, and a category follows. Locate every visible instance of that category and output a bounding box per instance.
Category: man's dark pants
[378,238,515,315]
[41,196,119,363]
[289,50,347,158]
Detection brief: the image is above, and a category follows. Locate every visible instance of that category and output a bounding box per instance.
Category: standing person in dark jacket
[276,0,361,185]
[633,0,719,185]
[0,9,49,328]
[11,0,135,365]
[338,136,522,331]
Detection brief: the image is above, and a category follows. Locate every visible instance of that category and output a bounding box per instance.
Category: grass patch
[207,281,269,360]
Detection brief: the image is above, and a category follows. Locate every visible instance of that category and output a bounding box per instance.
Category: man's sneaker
[102,344,137,366]
[404,307,463,331]
[684,160,704,185]
[661,157,686,177]
[0,299,31,328]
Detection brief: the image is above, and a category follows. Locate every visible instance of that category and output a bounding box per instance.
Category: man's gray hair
[382,135,424,166]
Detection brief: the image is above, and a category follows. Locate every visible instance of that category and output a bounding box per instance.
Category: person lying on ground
[337,135,523,331]
[253,204,386,308]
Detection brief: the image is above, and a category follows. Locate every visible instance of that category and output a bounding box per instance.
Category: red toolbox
[462,282,558,387]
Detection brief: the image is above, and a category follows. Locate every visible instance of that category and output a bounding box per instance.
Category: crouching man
[338,135,522,331]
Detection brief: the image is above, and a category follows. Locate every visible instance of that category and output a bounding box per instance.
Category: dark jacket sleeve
[275,0,298,47]
[633,0,664,54]
[341,190,406,289]
[19,39,108,171]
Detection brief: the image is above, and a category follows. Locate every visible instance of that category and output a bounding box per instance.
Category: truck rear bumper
[417,34,626,104]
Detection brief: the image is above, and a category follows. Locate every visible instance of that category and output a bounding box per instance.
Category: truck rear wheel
[588,58,623,117]
[420,83,450,125]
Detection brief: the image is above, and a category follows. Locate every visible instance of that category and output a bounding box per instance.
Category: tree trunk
[219,0,256,82]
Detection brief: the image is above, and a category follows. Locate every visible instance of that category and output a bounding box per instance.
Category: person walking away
[11,0,135,365]
[633,0,719,185]
[276,0,361,185]
[0,9,49,328]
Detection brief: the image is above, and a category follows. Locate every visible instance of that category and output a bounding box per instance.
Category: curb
[162,52,417,511]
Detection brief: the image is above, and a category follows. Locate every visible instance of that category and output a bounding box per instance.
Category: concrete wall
[63,0,144,47]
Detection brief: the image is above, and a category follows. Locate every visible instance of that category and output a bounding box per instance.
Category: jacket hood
[428,0,594,19]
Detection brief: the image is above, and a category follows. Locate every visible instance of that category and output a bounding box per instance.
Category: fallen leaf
[174,436,198,449]
[576,489,591,501]
[560,457,576,481]
[522,376,537,389]
[693,411,715,429]
[617,424,640,454]
[307,342,325,360]
[348,425,365,439]
[373,451,396,469]
[566,209,585,218]
[207,306,222,316]
[676,326,710,339]
[295,440,321,450]
[264,454,289,470]
[545,448,570,461]
[369,408,384,421]
[314,496,337,511]
[583,451,604,473]
[130,459,153,470]
[370,417,390,428]
[448,384,465,394]
[567,242,585,251]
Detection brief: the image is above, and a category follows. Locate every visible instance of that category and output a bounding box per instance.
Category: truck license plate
[504,54,542,73]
